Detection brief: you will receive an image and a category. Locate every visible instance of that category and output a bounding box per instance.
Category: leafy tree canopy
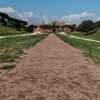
[0,12,9,19]
[77,20,95,33]
[95,21,100,28]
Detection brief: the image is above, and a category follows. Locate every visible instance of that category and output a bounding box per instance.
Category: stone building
[33,21,75,33]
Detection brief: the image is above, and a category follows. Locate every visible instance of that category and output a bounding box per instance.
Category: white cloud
[31,14,59,24]
[0,7,33,22]
[42,14,50,24]
[97,17,100,21]
[31,12,100,25]
[28,14,49,24]
[51,16,58,20]
[1,7,100,25]
[61,12,100,24]
[17,12,33,21]
[0,7,15,14]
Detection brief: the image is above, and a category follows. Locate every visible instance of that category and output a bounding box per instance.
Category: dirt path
[58,32,100,43]
[0,32,45,39]
[0,34,100,100]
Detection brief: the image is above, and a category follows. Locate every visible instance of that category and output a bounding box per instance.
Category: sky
[0,0,100,25]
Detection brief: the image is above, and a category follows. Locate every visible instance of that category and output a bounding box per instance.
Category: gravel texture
[0,34,100,100]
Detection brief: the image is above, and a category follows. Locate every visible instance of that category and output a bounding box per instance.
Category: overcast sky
[0,0,100,24]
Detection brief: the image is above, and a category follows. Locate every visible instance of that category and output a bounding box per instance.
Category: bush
[77,20,96,34]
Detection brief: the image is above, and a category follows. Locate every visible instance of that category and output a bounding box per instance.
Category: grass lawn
[0,25,27,36]
[57,34,100,64]
[0,34,48,64]
[68,31,100,41]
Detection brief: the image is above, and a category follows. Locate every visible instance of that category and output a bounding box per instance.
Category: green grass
[0,34,48,63]
[0,25,27,36]
[68,31,100,41]
[57,34,100,64]
[0,65,15,70]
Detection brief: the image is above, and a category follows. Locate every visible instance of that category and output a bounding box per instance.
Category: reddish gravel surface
[0,34,100,100]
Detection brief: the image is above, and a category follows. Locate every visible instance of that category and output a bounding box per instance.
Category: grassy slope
[57,34,100,64]
[0,34,48,63]
[0,25,27,36]
[68,31,100,41]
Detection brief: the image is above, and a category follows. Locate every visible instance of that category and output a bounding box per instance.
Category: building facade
[33,21,75,33]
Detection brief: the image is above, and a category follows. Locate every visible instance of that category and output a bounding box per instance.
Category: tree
[95,21,100,30]
[27,25,34,32]
[0,17,7,26]
[77,20,96,34]
[40,25,53,29]
[52,22,56,33]
[0,12,28,31]
[0,12,9,19]
[8,17,28,30]
[0,12,9,26]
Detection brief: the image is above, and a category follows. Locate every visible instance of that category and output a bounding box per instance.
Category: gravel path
[0,33,45,39]
[0,34,100,100]
[58,32,100,43]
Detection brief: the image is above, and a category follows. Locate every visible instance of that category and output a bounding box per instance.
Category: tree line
[76,20,100,35]
[1,12,100,34]
[0,12,28,31]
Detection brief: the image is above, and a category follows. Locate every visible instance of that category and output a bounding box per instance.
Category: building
[33,21,76,33]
